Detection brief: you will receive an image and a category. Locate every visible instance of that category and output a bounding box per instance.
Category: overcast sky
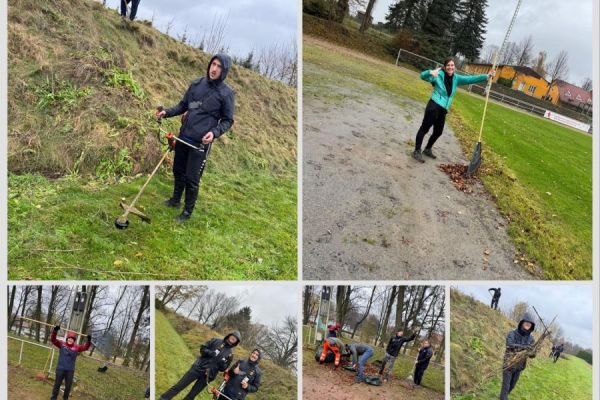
[369,0,592,84]
[454,285,593,349]
[106,0,297,59]
[211,283,298,327]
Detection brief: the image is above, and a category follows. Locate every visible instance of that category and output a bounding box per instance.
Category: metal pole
[395,49,401,66]
[19,341,24,365]
[49,348,55,374]
[313,288,323,345]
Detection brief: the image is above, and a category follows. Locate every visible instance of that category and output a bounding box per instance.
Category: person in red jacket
[327,322,341,338]
[50,325,91,400]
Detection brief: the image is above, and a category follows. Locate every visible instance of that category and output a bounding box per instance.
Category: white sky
[210,283,298,326]
[454,284,593,349]
[106,0,298,59]
[369,0,592,84]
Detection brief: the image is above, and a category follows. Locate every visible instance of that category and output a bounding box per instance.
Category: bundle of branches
[504,310,557,371]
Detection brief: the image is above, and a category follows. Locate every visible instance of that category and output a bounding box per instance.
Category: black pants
[491,297,499,310]
[500,368,522,400]
[51,369,75,400]
[120,0,141,20]
[160,366,209,400]
[413,364,427,385]
[415,100,447,151]
[171,142,211,213]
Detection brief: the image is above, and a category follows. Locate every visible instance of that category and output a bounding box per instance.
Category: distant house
[464,63,560,104]
[555,80,592,109]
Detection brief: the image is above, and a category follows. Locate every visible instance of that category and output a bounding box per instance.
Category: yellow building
[464,63,560,104]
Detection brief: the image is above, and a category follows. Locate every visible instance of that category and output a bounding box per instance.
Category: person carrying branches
[50,326,92,400]
[500,313,536,400]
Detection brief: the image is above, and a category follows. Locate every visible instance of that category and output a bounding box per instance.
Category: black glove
[87,334,92,343]
[53,325,60,333]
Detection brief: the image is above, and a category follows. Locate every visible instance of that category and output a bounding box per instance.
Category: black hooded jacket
[194,331,241,381]
[386,333,416,357]
[503,313,536,371]
[415,345,433,368]
[164,54,235,144]
[489,288,501,300]
[222,351,262,400]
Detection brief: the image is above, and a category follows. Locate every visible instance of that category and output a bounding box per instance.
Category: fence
[394,48,593,133]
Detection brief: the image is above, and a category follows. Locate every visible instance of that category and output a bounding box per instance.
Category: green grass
[156,309,297,400]
[8,333,148,399]
[453,356,593,400]
[304,38,592,279]
[8,170,297,280]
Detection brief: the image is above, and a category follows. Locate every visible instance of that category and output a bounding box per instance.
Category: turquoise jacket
[420,69,488,110]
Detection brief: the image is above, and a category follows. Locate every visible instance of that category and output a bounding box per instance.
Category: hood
[249,348,262,365]
[223,331,241,347]
[207,53,232,83]
[66,332,77,347]
[517,312,536,335]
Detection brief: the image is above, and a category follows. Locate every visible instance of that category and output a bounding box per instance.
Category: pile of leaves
[438,164,479,193]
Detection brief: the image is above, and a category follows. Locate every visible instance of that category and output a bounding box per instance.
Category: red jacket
[50,331,90,371]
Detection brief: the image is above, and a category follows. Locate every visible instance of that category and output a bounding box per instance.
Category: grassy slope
[8,0,297,280]
[450,290,592,399]
[156,309,297,400]
[303,37,592,279]
[8,333,148,399]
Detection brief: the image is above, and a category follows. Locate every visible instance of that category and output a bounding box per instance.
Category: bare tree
[260,316,298,371]
[581,77,592,91]
[514,35,534,67]
[531,50,548,77]
[544,50,569,98]
[123,286,150,366]
[499,41,519,65]
[359,0,378,33]
[351,286,377,338]
[200,13,230,55]
[165,17,175,36]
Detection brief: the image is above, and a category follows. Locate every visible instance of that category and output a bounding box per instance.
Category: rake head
[466,141,482,178]
[114,216,129,230]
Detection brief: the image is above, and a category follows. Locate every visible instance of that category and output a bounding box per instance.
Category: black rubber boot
[412,150,425,163]
[423,148,437,159]
[175,210,192,223]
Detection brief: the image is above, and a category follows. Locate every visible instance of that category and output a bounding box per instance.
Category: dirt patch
[438,164,479,193]
[303,362,443,400]
[303,54,534,280]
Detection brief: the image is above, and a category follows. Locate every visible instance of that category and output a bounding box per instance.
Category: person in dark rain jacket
[489,288,502,310]
[157,54,235,223]
[379,329,416,382]
[413,340,433,386]
[500,313,536,400]
[159,331,241,400]
[50,326,91,400]
[218,349,262,400]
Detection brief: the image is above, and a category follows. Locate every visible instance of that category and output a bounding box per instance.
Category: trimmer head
[114,217,129,230]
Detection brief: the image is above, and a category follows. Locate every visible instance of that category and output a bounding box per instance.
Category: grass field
[7,333,148,399]
[304,37,592,279]
[156,309,297,400]
[8,171,296,280]
[453,356,593,400]
[450,289,592,399]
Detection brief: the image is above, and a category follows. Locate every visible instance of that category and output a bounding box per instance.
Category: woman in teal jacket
[412,58,492,162]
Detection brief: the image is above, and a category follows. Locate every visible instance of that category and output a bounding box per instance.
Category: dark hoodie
[416,344,433,368]
[222,349,262,400]
[50,331,91,371]
[386,332,416,357]
[195,331,241,381]
[164,54,235,144]
[503,313,536,371]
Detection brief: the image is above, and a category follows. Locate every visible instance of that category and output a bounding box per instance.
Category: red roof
[556,80,592,106]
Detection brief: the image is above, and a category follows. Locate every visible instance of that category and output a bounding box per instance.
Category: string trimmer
[114,107,203,229]
[207,380,234,400]
[465,0,523,177]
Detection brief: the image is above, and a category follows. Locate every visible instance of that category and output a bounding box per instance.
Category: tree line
[156,285,298,372]
[7,285,150,371]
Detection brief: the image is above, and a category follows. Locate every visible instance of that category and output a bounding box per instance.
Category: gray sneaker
[423,148,437,159]
[412,150,425,163]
